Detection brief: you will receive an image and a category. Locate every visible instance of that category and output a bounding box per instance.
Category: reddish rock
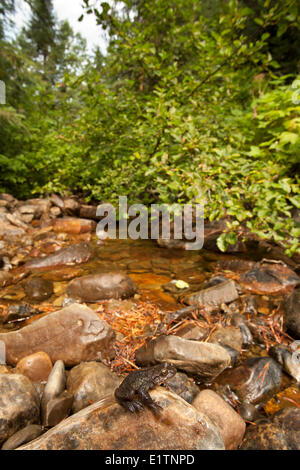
[53,217,96,234]
[15,352,53,383]
[193,390,246,450]
[0,303,115,367]
[18,389,225,450]
[218,357,282,405]
[238,263,299,295]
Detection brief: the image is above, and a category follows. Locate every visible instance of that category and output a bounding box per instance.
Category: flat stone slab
[0,304,115,366]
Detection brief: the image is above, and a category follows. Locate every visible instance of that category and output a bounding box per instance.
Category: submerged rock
[264,386,300,416]
[241,408,300,450]
[282,287,300,338]
[18,389,225,450]
[239,263,300,295]
[67,362,122,413]
[136,335,231,382]
[66,272,137,302]
[184,280,239,308]
[157,238,186,249]
[193,389,246,450]
[218,357,282,405]
[0,303,115,366]
[25,242,94,271]
[0,374,40,445]
[23,277,54,301]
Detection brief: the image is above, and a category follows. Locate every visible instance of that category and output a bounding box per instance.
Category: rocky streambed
[0,192,300,450]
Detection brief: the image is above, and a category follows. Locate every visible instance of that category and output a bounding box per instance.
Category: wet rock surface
[23,278,54,301]
[165,372,200,404]
[67,362,122,413]
[218,357,282,405]
[184,280,239,308]
[282,287,300,338]
[209,326,243,352]
[241,408,300,450]
[238,263,300,295]
[18,389,225,450]
[0,374,40,445]
[0,193,300,450]
[193,390,246,450]
[136,335,231,381]
[66,272,137,302]
[41,360,66,425]
[15,351,53,383]
[0,304,38,325]
[0,304,115,366]
[25,243,94,271]
[43,391,73,428]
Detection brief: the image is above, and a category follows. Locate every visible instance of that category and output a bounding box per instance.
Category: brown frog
[115,362,177,413]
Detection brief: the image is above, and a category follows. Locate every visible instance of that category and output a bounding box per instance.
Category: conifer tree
[24,0,56,65]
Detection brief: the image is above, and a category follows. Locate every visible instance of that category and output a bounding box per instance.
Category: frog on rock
[114,362,177,413]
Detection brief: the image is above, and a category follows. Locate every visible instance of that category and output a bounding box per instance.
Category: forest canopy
[0,0,299,254]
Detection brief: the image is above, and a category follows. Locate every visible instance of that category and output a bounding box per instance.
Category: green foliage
[0,0,299,255]
[24,0,56,63]
[0,0,14,38]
